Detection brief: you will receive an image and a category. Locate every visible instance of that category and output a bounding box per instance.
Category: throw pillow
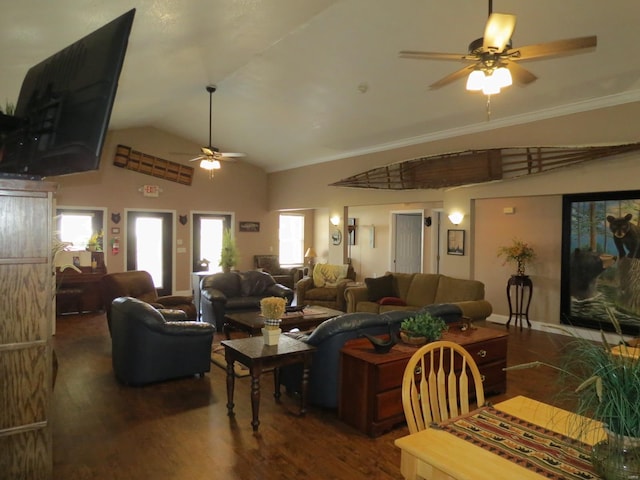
[313,264,349,288]
[378,296,406,306]
[365,274,394,302]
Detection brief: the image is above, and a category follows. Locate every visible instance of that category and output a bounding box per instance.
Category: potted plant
[219,228,239,273]
[507,309,640,478]
[260,296,286,345]
[399,311,448,346]
[497,238,536,276]
[87,230,103,252]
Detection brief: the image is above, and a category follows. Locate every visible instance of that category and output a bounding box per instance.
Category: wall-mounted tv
[0,9,135,179]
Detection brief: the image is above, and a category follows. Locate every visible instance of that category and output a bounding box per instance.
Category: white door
[393,213,423,273]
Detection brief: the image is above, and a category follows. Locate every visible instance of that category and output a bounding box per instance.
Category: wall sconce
[448,212,464,225]
[330,215,341,226]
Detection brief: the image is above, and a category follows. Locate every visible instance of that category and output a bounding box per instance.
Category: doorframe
[430,209,444,274]
[390,209,425,273]
[124,208,177,294]
[190,210,236,272]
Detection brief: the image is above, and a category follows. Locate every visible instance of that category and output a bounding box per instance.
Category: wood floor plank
[51,313,572,479]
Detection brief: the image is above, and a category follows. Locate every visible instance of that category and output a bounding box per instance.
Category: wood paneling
[0,179,55,479]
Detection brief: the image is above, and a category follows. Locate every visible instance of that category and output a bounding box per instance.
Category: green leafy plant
[400,311,448,341]
[219,228,239,272]
[508,309,640,439]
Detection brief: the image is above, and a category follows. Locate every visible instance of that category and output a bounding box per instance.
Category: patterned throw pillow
[313,264,349,287]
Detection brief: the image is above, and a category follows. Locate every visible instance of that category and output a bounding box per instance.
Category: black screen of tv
[0,9,135,179]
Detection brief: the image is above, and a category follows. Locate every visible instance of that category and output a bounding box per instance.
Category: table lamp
[304,247,317,269]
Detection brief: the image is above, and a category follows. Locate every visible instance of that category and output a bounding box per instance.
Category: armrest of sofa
[201,287,227,304]
[455,300,493,322]
[295,276,315,305]
[335,279,353,312]
[156,294,194,306]
[345,286,369,313]
[265,283,294,303]
[163,321,216,336]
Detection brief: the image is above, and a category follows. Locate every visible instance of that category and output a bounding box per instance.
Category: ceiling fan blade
[189,156,206,163]
[507,62,538,85]
[201,146,214,156]
[219,152,246,158]
[512,35,597,61]
[483,13,516,53]
[399,50,470,62]
[429,64,476,90]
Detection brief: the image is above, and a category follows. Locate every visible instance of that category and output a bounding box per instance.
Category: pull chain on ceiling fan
[399,0,597,100]
[189,85,245,178]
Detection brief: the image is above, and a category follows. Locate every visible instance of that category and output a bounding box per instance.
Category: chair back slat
[401,340,485,434]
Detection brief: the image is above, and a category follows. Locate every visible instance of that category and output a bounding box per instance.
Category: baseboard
[486,314,632,343]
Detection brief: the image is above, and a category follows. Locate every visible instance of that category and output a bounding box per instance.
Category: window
[56,208,104,250]
[279,214,304,265]
[192,213,232,273]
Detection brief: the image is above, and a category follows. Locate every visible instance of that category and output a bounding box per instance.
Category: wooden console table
[55,252,107,314]
[338,326,508,437]
[506,275,533,329]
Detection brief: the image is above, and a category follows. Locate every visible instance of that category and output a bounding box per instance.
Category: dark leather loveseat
[110,297,215,386]
[279,303,463,409]
[200,270,294,330]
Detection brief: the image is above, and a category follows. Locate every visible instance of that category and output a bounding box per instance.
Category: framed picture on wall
[561,189,640,335]
[447,229,465,256]
[239,221,260,232]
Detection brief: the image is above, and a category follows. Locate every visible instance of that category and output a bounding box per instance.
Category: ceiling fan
[399,0,597,95]
[189,85,245,176]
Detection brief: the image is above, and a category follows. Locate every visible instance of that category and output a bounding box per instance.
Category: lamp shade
[448,212,464,225]
[305,247,317,258]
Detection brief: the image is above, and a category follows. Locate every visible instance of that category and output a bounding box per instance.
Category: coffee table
[223,305,342,339]
[221,335,317,432]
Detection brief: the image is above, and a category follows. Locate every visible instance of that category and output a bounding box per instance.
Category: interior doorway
[126,210,174,295]
[391,211,423,273]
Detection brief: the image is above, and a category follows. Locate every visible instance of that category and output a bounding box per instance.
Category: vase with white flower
[260,297,286,345]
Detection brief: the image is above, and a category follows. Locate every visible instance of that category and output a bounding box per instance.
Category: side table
[221,335,316,432]
[506,275,533,329]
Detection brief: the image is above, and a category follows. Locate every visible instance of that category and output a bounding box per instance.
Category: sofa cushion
[313,264,349,287]
[390,272,417,300]
[305,286,339,302]
[378,296,406,306]
[365,274,394,301]
[239,270,276,297]
[434,275,485,303]
[405,273,440,306]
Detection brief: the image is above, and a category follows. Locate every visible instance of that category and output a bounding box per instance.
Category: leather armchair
[110,297,215,386]
[200,270,294,331]
[280,304,463,408]
[101,270,197,331]
[254,255,305,289]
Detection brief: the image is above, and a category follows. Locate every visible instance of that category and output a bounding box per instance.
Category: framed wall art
[239,221,260,232]
[447,229,465,256]
[561,189,640,334]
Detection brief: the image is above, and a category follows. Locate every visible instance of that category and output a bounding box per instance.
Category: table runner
[437,406,600,480]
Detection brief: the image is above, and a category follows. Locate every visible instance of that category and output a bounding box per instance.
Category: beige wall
[52,126,277,293]
[50,111,640,324]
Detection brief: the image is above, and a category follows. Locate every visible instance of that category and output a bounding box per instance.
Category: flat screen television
[0,8,135,179]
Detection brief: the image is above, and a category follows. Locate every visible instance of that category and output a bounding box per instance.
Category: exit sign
[142,184,160,197]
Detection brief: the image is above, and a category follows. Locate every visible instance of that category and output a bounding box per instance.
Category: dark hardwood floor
[52,313,574,480]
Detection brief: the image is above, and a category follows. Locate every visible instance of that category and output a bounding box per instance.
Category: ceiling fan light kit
[188,85,246,179]
[399,2,596,100]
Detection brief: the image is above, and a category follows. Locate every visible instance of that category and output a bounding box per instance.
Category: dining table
[394,395,606,480]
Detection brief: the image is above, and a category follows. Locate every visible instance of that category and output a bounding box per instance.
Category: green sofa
[344,272,492,321]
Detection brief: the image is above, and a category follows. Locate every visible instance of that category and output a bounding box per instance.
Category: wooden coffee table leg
[273,367,281,403]
[300,353,312,416]
[224,349,235,416]
[250,365,261,431]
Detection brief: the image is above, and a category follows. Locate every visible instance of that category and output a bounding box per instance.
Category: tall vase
[591,428,640,479]
[516,260,525,276]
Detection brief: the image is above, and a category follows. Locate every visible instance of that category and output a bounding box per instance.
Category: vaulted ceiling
[2,1,640,174]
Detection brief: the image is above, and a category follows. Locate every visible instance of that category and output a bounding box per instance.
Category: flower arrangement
[497,238,535,275]
[87,230,104,251]
[260,297,286,329]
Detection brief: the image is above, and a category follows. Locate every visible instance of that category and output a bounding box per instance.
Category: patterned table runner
[438,406,600,480]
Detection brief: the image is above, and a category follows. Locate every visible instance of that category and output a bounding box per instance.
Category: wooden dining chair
[402,340,486,434]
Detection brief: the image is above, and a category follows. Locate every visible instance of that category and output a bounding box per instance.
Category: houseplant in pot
[507,309,640,479]
[260,296,286,345]
[219,228,239,273]
[399,311,448,346]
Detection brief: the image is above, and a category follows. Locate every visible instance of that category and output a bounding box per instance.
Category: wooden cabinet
[338,326,508,437]
[55,252,107,314]
[0,179,56,478]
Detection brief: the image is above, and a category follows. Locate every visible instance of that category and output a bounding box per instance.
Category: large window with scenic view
[279,214,304,266]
